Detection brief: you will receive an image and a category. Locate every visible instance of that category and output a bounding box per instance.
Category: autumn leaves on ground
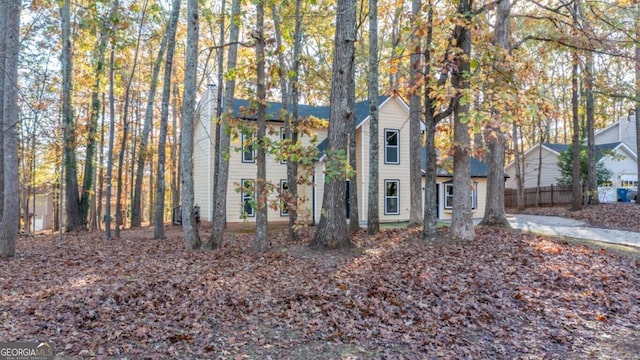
[2,205,640,359]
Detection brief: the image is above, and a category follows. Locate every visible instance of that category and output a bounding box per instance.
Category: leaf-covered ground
[1,223,639,359]
[510,202,640,233]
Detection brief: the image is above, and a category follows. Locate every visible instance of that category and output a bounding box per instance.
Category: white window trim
[241,179,255,217]
[384,129,400,165]
[241,132,255,163]
[384,179,400,215]
[444,181,477,210]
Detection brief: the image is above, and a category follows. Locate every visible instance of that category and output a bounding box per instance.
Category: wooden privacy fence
[504,185,573,208]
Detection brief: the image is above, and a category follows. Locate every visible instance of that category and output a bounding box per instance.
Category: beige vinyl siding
[434,177,487,220]
[618,119,637,154]
[193,99,215,221]
[356,97,411,223]
[225,122,320,223]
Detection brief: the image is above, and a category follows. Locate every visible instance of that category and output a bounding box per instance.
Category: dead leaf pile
[1,225,639,359]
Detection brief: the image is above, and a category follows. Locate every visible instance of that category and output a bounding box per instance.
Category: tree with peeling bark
[480,0,511,228]
[181,0,201,251]
[311,0,356,250]
[0,0,20,257]
[408,0,423,228]
[451,0,474,241]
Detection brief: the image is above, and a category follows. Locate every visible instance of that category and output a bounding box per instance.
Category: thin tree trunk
[95,93,106,231]
[80,11,111,227]
[212,0,225,209]
[60,0,83,231]
[408,0,423,227]
[479,0,510,227]
[571,50,582,211]
[254,1,268,252]
[171,82,180,215]
[367,0,380,236]
[636,0,640,206]
[451,0,474,241]
[311,0,356,250]
[209,0,240,249]
[585,52,598,205]
[0,0,20,257]
[115,1,148,237]
[288,0,303,240]
[155,0,181,239]
[105,39,117,240]
[131,30,168,227]
[181,0,202,251]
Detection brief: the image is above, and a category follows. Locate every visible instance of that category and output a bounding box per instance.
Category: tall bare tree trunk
[0,0,20,257]
[181,0,202,251]
[61,0,83,231]
[254,1,268,252]
[209,0,240,249]
[131,30,168,227]
[154,0,180,239]
[408,0,423,227]
[367,0,380,236]
[451,0,474,241]
[311,0,356,250]
[480,0,510,227]
[585,52,598,205]
[348,61,359,234]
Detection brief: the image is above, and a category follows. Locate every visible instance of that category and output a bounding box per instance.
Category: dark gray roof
[542,142,623,161]
[419,148,489,177]
[231,95,391,123]
[542,143,569,154]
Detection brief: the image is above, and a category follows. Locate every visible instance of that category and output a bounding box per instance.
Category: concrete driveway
[506,213,640,248]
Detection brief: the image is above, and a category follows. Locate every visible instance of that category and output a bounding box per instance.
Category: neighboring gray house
[504,142,637,189]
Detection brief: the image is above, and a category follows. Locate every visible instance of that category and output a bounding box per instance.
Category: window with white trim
[385,129,399,164]
[241,179,255,217]
[385,180,400,215]
[280,179,289,216]
[444,181,477,210]
[241,132,255,163]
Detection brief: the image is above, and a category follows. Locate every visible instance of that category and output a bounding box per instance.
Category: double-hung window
[444,181,477,210]
[241,179,255,217]
[384,129,400,164]
[241,132,255,163]
[385,180,400,215]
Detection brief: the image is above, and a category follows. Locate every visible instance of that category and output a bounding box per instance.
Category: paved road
[506,214,640,248]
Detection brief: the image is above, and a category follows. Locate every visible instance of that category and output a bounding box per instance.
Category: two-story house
[505,116,639,190]
[193,87,488,225]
